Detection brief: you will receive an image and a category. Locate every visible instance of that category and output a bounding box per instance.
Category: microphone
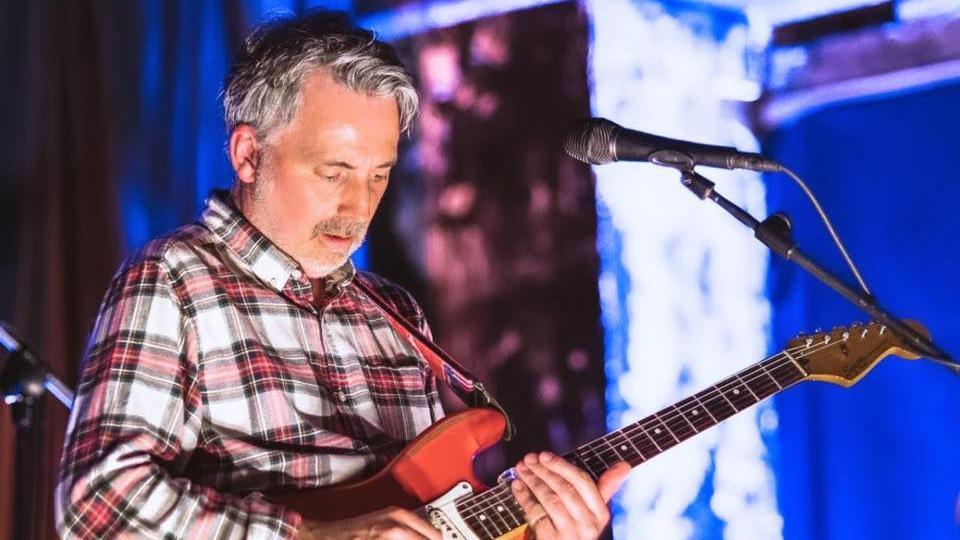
[564,118,782,172]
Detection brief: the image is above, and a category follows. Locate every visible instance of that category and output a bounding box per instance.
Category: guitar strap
[352,277,516,441]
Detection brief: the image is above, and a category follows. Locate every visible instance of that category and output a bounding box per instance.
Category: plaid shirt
[56,192,445,539]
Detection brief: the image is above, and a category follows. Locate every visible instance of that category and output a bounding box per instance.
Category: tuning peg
[879,325,887,335]
[850,321,863,327]
[842,331,850,341]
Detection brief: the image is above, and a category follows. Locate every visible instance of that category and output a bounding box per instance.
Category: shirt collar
[201,190,356,295]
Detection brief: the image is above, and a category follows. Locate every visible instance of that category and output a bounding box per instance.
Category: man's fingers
[596,461,631,503]
[524,454,603,530]
[536,452,610,517]
[515,459,576,531]
[386,506,442,540]
[511,478,559,538]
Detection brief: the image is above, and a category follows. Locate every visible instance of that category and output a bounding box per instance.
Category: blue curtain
[765,82,960,540]
[116,0,356,257]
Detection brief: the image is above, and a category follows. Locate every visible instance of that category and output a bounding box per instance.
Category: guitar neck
[566,349,808,478]
[451,349,809,539]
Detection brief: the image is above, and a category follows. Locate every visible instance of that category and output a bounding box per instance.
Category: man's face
[237,70,400,278]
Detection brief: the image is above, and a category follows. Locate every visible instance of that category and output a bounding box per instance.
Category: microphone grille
[563,118,619,165]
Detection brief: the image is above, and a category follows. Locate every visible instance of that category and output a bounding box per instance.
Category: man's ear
[229,125,262,185]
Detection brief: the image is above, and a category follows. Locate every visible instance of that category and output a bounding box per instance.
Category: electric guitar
[271,321,927,539]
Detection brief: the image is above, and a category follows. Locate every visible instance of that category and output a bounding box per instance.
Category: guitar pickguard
[422,481,479,540]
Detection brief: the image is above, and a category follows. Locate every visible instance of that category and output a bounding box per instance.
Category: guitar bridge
[423,481,479,540]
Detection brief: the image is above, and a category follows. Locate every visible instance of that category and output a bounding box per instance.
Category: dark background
[2,1,959,539]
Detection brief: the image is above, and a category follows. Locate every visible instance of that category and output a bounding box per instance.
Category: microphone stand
[0,323,75,540]
[676,168,959,373]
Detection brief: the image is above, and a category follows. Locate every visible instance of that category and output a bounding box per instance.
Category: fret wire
[645,415,679,450]
[703,389,736,420]
[597,433,627,462]
[581,438,613,475]
[715,383,738,410]
[481,488,510,538]
[567,450,600,480]
[758,359,784,390]
[461,484,525,532]
[460,483,514,519]
[474,512,495,539]
[722,384,752,410]
[457,478,526,526]
[620,420,661,460]
[607,432,654,466]
[652,412,681,444]
[487,490,514,536]
[728,375,759,407]
[490,505,511,536]
[689,392,719,423]
[641,423,664,452]
[609,428,646,464]
[736,373,761,401]
[769,360,805,385]
[491,487,525,527]
[458,490,500,538]
[465,508,494,539]
[576,441,617,477]
[456,485,501,519]
[670,403,699,434]
[663,405,697,439]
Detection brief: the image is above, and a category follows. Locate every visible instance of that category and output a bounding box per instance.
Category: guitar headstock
[788,320,928,387]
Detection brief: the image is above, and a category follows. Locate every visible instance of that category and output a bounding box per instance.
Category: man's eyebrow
[321,159,397,169]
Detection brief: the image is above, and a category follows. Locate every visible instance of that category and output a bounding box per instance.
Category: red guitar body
[270,408,524,538]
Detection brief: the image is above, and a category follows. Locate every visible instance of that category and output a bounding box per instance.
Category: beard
[308,216,369,276]
[248,151,371,277]
[310,216,369,243]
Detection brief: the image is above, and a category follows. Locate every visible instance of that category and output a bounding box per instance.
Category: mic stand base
[677,169,958,373]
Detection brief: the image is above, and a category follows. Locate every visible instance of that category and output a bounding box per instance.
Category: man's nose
[338,174,371,218]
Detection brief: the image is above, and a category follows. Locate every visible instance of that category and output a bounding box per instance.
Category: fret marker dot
[620,445,628,451]
[479,515,486,521]
[692,409,698,415]
[733,389,740,395]
[497,505,504,512]
[654,428,661,434]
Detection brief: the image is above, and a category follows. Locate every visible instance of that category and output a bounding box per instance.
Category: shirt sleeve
[55,256,302,539]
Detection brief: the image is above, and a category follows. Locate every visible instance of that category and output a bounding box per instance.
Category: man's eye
[322,172,343,182]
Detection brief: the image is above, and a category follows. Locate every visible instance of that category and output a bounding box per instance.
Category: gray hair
[223,11,419,142]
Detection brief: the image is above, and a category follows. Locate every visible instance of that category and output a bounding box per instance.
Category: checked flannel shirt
[56,191,445,539]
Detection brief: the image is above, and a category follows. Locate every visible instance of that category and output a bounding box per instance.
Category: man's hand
[297,506,442,540]
[511,452,630,540]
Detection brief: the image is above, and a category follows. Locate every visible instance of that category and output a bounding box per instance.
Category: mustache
[311,217,368,239]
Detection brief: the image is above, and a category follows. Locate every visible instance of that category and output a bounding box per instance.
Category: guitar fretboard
[452,349,809,539]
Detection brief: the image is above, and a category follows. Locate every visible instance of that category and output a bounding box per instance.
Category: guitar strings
[455,340,830,525]
[564,338,843,470]
[456,340,821,520]
[454,353,832,539]
[454,337,848,528]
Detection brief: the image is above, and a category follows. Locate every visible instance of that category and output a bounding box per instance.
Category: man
[56,11,628,539]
